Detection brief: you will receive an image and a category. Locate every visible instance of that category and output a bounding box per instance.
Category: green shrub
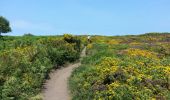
[69,34,170,100]
[0,35,82,99]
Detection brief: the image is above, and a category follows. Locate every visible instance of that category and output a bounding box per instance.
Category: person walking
[87,36,91,43]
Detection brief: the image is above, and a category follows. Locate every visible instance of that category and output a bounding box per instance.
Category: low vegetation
[69,33,170,100]
[0,31,170,100]
[0,34,82,100]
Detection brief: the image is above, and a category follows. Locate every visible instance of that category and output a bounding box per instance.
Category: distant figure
[87,36,91,43]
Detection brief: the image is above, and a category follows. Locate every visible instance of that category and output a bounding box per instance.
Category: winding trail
[42,47,86,100]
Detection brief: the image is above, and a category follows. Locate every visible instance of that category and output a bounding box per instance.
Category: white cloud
[11,20,55,31]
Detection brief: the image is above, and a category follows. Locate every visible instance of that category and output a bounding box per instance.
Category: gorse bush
[69,33,170,100]
[63,34,81,52]
[0,34,82,100]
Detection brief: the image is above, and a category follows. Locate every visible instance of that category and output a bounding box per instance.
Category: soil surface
[42,47,86,100]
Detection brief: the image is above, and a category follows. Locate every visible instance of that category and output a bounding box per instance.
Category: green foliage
[0,16,11,35]
[69,33,170,100]
[63,34,81,52]
[23,33,34,37]
[0,35,82,99]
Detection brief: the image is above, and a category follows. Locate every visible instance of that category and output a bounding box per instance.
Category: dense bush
[63,34,81,52]
[69,33,170,100]
[0,35,82,99]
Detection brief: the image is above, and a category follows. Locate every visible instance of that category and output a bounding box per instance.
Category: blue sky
[1,0,170,36]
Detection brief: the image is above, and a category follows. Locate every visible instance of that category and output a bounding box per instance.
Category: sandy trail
[42,47,86,100]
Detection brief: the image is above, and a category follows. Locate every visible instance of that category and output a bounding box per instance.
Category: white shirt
[87,36,91,39]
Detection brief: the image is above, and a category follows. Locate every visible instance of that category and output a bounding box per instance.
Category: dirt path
[42,47,86,100]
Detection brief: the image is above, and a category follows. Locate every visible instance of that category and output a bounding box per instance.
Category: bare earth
[42,47,86,100]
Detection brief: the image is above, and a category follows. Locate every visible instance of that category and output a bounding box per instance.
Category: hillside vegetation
[0,33,170,100]
[0,34,83,100]
[69,33,170,100]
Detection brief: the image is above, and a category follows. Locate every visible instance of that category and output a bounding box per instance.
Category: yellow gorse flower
[126,48,157,58]
[107,39,121,45]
